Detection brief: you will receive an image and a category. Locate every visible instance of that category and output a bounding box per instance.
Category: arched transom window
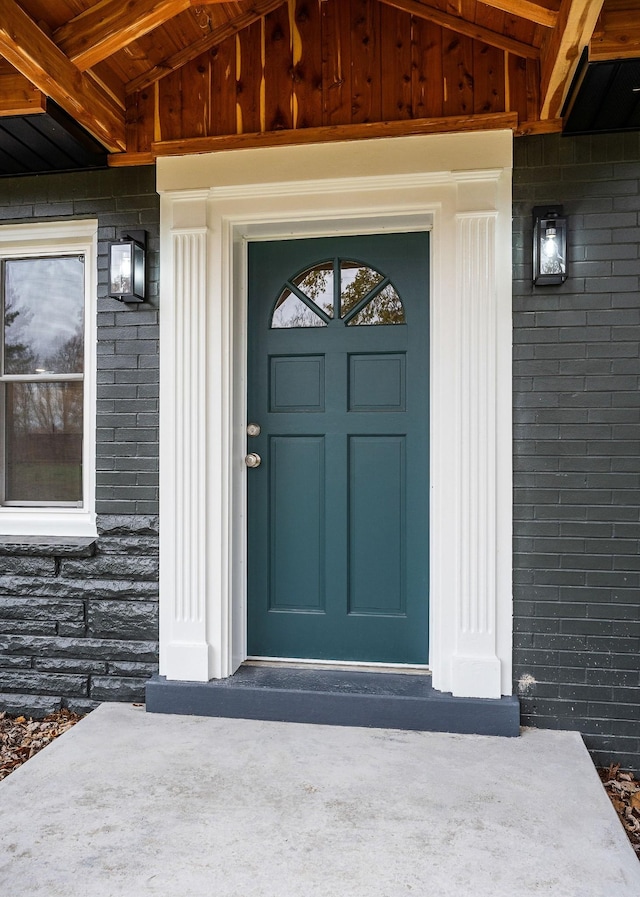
[271,259,406,329]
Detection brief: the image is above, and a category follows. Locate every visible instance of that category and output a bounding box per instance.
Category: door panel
[269,355,325,412]
[247,232,429,664]
[269,435,325,613]
[348,353,406,411]
[348,435,406,616]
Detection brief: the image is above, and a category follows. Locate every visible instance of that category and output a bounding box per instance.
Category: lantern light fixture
[108,230,146,303]
[532,206,567,286]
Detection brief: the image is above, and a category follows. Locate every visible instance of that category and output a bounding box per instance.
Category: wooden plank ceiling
[0,0,637,165]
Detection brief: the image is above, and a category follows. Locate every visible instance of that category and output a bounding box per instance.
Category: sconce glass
[108,232,146,302]
[533,206,567,286]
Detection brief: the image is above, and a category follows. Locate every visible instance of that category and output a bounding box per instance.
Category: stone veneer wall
[513,131,640,773]
[0,517,158,716]
[0,167,159,715]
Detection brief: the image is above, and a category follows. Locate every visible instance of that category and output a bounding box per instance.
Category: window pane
[271,289,327,328]
[292,262,334,318]
[4,256,84,375]
[340,261,384,317]
[5,382,83,503]
[347,284,406,326]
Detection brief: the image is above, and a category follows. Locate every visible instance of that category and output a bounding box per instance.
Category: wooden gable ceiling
[0,0,638,169]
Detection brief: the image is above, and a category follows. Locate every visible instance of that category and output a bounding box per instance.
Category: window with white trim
[0,221,97,538]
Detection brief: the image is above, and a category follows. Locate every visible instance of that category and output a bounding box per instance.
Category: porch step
[145,665,520,737]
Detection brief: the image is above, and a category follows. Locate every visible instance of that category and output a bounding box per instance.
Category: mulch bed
[0,709,83,782]
[0,709,639,862]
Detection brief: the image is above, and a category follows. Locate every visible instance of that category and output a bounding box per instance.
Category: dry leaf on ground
[599,765,640,859]
[0,709,83,782]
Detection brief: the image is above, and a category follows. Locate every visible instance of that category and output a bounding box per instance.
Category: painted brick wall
[1,145,638,766]
[513,132,640,773]
[0,167,159,713]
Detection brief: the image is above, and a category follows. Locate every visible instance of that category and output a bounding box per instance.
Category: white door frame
[157,130,513,699]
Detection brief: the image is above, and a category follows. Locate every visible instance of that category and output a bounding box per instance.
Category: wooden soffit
[0,0,636,171]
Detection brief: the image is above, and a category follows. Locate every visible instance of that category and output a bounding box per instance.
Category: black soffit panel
[563,52,640,136]
[0,101,108,176]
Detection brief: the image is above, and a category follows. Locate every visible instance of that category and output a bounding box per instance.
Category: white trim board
[157,131,513,699]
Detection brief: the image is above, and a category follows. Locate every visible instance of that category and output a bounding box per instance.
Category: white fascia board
[157,131,512,193]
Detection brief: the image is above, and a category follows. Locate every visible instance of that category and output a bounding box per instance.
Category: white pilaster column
[159,193,217,681]
[450,209,505,699]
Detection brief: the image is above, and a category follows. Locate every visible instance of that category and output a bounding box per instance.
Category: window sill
[0,509,97,540]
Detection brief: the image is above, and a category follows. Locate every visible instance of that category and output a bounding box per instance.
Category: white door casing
[157,130,513,699]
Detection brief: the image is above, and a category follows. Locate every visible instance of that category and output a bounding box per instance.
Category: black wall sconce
[108,230,146,302]
[532,206,567,286]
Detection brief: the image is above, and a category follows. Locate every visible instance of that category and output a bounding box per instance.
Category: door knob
[247,422,261,437]
[245,452,261,468]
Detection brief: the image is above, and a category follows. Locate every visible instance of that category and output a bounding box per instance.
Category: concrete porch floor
[0,703,638,897]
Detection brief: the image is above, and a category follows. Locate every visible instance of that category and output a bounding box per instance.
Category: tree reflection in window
[271,258,405,328]
[4,257,84,374]
[292,262,334,317]
[272,289,327,328]
[2,255,85,505]
[340,262,384,318]
[346,283,405,326]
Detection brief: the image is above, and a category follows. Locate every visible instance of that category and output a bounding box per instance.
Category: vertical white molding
[207,215,236,679]
[451,210,502,698]
[495,167,515,699]
[230,228,249,674]
[160,192,216,681]
[428,205,460,697]
[173,231,207,628]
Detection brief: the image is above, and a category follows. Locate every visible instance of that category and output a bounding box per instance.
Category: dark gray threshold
[145,665,520,737]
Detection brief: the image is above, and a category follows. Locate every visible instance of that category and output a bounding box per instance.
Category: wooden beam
[589,7,640,60]
[540,0,604,119]
[54,0,193,71]
[108,151,156,167]
[88,61,126,111]
[590,41,640,61]
[0,0,125,151]
[59,0,264,71]
[478,0,558,29]
[0,73,46,116]
[126,0,286,94]
[142,112,519,159]
[379,0,540,59]
[514,117,563,136]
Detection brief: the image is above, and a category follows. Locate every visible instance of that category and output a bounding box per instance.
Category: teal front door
[247,232,429,664]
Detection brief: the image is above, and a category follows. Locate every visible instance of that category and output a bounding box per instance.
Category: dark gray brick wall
[2,148,638,759]
[513,132,640,773]
[0,167,159,712]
